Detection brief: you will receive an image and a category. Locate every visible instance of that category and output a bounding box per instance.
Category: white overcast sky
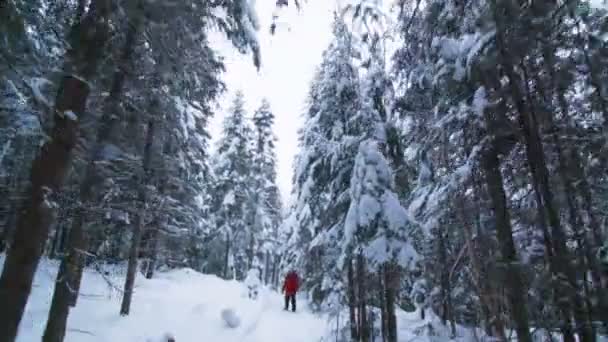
[209,1,339,203]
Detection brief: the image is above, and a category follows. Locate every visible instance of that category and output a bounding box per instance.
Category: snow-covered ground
[3,256,549,342]
[6,258,325,342]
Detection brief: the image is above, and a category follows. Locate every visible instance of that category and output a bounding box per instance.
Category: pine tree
[211,92,255,280]
[252,99,282,281]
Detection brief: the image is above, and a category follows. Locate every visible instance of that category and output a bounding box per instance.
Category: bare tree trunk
[223,234,231,279]
[481,147,533,342]
[459,195,506,341]
[0,2,111,340]
[379,267,387,342]
[120,119,155,316]
[347,258,359,341]
[263,251,270,285]
[491,3,593,340]
[538,48,608,327]
[357,254,369,342]
[384,263,397,342]
[42,212,86,342]
[42,7,142,339]
[120,213,143,316]
[145,225,159,280]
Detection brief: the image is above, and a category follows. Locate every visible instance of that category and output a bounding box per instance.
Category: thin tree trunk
[264,251,270,285]
[348,258,359,341]
[437,229,449,326]
[379,267,387,342]
[120,213,143,316]
[0,2,111,340]
[145,225,159,280]
[357,254,369,342]
[120,119,155,316]
[48,212,66,260]
[224,234,231,279]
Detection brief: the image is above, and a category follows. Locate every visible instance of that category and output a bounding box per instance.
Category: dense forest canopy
[1,0,608,341]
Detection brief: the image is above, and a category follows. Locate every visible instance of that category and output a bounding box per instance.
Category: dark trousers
[284,294,296,312]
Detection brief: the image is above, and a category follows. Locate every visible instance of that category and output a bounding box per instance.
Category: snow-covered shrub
[244,268,262,300]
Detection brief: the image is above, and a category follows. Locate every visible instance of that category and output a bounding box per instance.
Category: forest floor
[7,257,326,342]
[2,255,496,341]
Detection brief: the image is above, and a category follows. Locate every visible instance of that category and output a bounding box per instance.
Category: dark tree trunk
[264,251,271,285]
[120,213,143,316]
[42,213,86,342]
[145,225,159,280]
[0,208,16,254]
[384,263,397,342]
[481,147,532,342]
[379,267,387,342]
[42,8,142,339]
[512,54,591,342]
[0,2,111,340]
[120,119,155,316]
[538,49,608,327]
[357,254,369,342]
[223,235,231,279]
[491,3,593,340]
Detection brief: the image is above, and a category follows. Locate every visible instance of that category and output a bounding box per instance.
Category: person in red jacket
[282,270,299,312]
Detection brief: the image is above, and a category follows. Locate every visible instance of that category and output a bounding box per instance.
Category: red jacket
[282,271,299,296]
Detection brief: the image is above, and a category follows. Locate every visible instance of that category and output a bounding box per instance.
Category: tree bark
[120,119,155,316]
[0,2,111,340]
[145,224,159,279]
[120,212,143,316]
[357,254,369,342]
[42,7,142,339]
[481,147,532,342]
[347,258,359,340]
[223,233,231,279]
[491,3,592,340]
[42,212,86,342]
[384,263,397,342]
[379,267,387,342]
[264,251,271,285]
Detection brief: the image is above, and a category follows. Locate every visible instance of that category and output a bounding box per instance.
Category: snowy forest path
[9,259,327,342]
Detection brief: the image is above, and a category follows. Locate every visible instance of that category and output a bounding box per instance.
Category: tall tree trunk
[42,7,142,339]
[384,263,398,342]
[538,49,608,326]
[437,229,449,326]
[120,119,155,316]
[480,146,533,342]
[458,192,506,341]
[379,267,387,342]
[347,258,359,341]
[491,4,592,340]
[357,254,369,342]
[0,2,111,340]
[41,212,86,342]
